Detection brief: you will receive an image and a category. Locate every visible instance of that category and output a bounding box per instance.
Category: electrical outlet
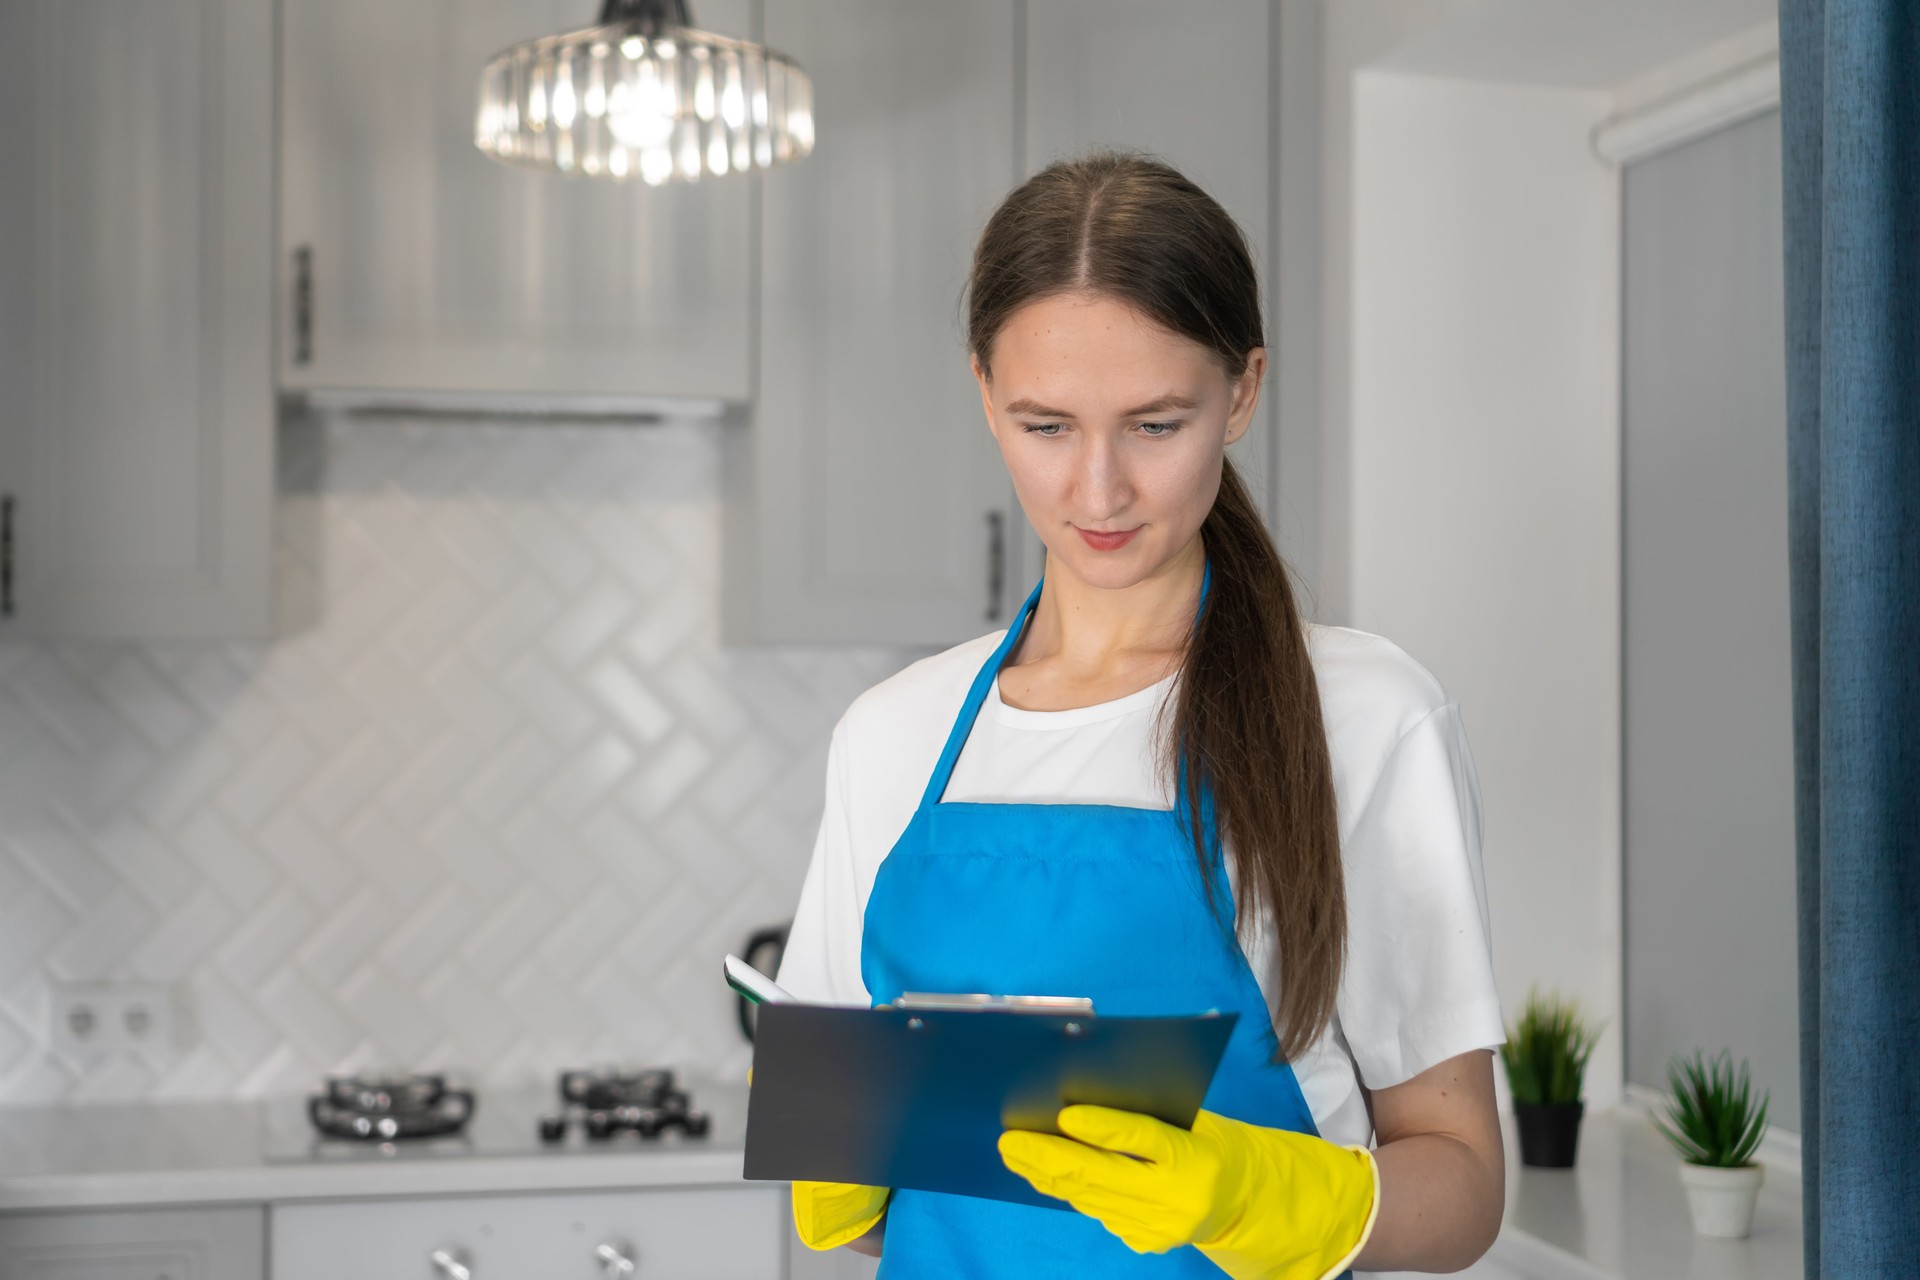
[49,981,176,1066]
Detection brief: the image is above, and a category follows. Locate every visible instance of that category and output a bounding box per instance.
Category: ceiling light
[475,0,814,185]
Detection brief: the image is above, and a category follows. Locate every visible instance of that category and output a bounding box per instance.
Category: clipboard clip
[893,992,1095,1014]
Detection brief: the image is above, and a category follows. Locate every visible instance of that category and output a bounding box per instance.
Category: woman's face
[972,291,1265,593]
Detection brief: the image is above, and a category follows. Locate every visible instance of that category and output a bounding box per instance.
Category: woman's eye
[1020,421,1182,437]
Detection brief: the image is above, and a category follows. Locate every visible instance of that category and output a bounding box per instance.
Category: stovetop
[542,1067,711,1143]
[262,1069,739,1165]
[306,1072,475,1142]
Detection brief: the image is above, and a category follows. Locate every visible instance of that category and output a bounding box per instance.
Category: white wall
[1325,5,1625,1110]
[1314,0,1480,627]
[0,414,924,1103]
[1352,71,1621,1109]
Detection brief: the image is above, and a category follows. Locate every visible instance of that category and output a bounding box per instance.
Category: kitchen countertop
[0,1074,754,1212]
[1484,1105,1804,1280]
[0,1084,1809,1280]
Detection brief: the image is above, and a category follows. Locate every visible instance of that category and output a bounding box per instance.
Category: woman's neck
[998,539,1205,709]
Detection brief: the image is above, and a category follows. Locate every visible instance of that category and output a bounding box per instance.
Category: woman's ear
[1224,347,1268,446]
[972,353,999,438]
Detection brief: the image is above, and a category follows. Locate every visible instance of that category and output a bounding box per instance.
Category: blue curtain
[1778,1,1919,1276]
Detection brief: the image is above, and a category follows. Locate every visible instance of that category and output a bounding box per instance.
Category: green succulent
[1649,1047,1770,1168]
[1499,984,1604,1105]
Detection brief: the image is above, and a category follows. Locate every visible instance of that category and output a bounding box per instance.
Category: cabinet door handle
[985,510,1005,622]
[1,493,14,618]
[429,1248,472,1280]
[595,1240,637,1277]
[292,245,314,366]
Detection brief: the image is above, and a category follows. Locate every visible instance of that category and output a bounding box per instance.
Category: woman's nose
[1071,438,1133,515]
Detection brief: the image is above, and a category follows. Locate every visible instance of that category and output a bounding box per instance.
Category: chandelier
[475,0,815,184]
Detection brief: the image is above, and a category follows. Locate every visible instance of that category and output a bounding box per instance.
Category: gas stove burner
[538,1066,711,1144]
[307,1071,476,1142]
[561,1065,677,1112]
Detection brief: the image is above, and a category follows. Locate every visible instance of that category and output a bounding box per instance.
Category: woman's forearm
[1349,1131,1505,1273]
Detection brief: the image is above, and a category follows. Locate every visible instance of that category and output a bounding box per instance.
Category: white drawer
[270,1186,784,1280]
[0,1206,264,1280]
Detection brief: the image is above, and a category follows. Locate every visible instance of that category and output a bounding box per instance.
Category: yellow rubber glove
[997,1104,1380,1280]
[791,1180,891,1250]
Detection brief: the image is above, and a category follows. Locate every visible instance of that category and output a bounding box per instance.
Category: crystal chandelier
[475,0,815,184]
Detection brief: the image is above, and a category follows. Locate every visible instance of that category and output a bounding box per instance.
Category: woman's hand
[998,1104,1379,1280]
[791,1181,891,1251]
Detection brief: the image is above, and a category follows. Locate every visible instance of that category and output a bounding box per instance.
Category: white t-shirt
[774,620,1507,1150]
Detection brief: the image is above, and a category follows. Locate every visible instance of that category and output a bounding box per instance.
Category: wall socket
[49,981,176,1066]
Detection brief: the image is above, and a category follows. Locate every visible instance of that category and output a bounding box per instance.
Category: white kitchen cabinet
[724,0,1023,646]
[270,1186,784,1280]
[0,1206,265,1280]
[0,0,275,640]
[278,0,754,405]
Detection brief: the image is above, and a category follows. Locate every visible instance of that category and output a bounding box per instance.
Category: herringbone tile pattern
[0,414,924,1103]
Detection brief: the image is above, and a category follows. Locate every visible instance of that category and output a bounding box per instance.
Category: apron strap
[917,575,1045,811]
[916,556,1216,813]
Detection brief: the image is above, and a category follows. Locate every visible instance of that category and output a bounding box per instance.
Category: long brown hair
[964,150,1342,1064]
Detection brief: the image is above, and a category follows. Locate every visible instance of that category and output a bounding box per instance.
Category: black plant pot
[1514,1100,1585,1167]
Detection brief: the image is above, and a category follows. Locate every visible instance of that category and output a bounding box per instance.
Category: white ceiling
[1372,0,1777,91]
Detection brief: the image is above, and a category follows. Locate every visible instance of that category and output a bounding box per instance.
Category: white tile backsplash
[0,412,925,1103]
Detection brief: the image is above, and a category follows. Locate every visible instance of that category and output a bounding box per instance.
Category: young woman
[774,151,1507,1278]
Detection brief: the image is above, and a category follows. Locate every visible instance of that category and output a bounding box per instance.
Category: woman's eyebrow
[1003,393,1199,418]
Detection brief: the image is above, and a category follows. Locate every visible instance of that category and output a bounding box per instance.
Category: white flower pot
[1677,1160,1765,1237]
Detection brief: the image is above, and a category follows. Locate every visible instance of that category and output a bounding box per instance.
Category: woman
[774,151,1507,1277]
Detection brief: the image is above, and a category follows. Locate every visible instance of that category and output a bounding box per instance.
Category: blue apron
[860,562,1352,1279]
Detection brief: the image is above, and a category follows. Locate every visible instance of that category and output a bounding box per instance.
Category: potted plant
[1648,1047,1770,1238]
[1499,984,1604,1167]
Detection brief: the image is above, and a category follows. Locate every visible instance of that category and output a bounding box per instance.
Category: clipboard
[742,1001,1239,1210]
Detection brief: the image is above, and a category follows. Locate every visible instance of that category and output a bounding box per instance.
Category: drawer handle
[985,510,1006,621]
[429,1248,472,1280]
[596,1240,637,1277]
[1,493,14,618]
[292,245,313,366]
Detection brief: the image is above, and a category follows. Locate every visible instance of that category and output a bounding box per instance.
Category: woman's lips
[1075,525,1141,551]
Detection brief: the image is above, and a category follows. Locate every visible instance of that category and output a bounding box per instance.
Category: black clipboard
[742,1002,1239,1209]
